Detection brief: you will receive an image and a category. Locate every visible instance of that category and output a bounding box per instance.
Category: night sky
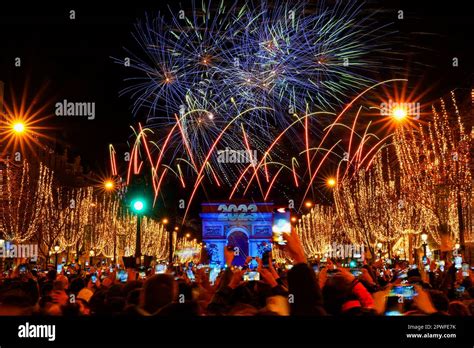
[1,0,473,219]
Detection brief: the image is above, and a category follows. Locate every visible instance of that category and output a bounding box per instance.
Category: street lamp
[12,121,26,134]
[89,249,95,265]
[186,233,191,239]
[326,177,336,188]
[54,245,60,268]
[421,233,428,258]
[392,106,408,122]
[304,201,313,208]
[131,198,146,266]
[377,242,383,259]
[104,179,115,191]
[454,241,460,255]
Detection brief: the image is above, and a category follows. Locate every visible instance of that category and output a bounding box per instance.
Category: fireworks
[117,0,392,186]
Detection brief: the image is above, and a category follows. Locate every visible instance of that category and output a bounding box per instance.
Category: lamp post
[454,241,460,256]
[89,249,95,266]
[54,245,60,268]
[131,198,145,267]
[377,242,383,259]
[326,177,336,188]
[421,233,428,258]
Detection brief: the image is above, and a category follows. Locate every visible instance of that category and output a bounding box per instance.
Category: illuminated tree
[334,148,426,258]
[0,161,52,243]
[296,204,341,258]
[394,93,472,252]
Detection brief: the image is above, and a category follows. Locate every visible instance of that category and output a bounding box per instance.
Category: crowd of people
[0,232,473,317]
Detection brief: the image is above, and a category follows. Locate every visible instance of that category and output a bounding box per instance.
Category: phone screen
[57,264,63,273]
[209,266,220,285]
[454,256,462,269]
[243,271,260,281]
[390,285,417,300]
[272,208,291,245]
[91,274,97,283]
[248,258,258,270]
[117,270,128,283]
[262,248,272,268]
[155,264,167,274]
[186,269,195,281]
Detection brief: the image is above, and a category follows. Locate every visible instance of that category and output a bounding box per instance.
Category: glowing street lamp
[185,233,191,239]
[162,218,169,225]
[104,179,115,191]
[304,201,313,208]
[377,242,383,259]
[53,245,60,267]
[89,249,95,265]
[326,177,336,188]
[421,233,428,257]
[12,121,26,134]
[454,241,460,255]
[392,106,408,122]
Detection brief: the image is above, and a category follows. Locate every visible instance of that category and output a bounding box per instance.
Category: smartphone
[155,264,167,274]
[85,261,89,267]
[19,265,27,274]
[262,250,271,268]
[243,271,260,281]
[186,269,195,281]
[350,269,362,277]
[454,256,462,269]
[91,274,97,283]
[209,266,220,285]
[248,258,258,270]
[397,271,407,279]
[384,296,404,316]
[57,264,64,273]
[117,270,128,283]
[390,285,417,300]
[139,271,146,279]
[272,208,291,245]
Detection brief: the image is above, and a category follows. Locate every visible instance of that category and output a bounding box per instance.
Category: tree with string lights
[0,161,52,243]
[334,148,426,259]
[394,92,472,257]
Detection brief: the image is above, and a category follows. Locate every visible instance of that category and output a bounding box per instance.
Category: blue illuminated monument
[200,202,273,266]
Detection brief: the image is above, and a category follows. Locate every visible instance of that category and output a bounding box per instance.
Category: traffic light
[131,198,146,213]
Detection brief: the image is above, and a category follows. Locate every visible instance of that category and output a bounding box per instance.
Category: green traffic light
[132,199,145,213]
